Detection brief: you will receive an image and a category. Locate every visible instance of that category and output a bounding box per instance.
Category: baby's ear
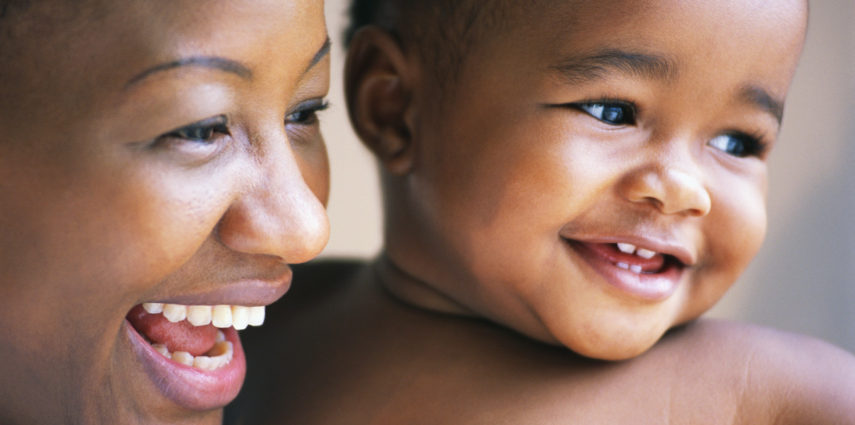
[344,26,416,175]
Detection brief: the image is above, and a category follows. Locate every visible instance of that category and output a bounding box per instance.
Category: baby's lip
[559,234,696,268]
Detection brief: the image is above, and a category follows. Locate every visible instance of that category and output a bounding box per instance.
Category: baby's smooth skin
[229,0,855,423]
[0,1,330,423]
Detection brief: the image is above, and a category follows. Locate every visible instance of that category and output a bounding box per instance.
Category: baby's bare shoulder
[657,319,855,425]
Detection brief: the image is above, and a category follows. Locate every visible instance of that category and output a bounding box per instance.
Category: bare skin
[230,0,855,423]
[0,1,330,423]
[231,260,855,424]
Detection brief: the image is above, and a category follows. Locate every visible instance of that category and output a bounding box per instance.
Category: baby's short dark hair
[345,0,514,84]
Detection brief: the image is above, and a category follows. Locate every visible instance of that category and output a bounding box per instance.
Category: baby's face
[398,0,806,359]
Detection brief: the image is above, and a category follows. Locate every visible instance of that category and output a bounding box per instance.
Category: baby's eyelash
[708,130,770,159]
[553,98,638,126]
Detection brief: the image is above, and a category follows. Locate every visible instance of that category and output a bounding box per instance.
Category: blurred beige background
[319,0,855,353]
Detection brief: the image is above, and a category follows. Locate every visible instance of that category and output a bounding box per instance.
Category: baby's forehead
[465,1,806,77]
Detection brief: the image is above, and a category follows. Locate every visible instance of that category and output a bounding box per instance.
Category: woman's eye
[160,115,229,143]
[285,99,329,126]
[575,102,636,125]
[708,133,767,158]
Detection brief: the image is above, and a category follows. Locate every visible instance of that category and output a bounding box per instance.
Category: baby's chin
[571,337,661,361]
[545,319,681,361]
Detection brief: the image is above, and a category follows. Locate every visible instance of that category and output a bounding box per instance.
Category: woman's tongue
[127,305,219,356]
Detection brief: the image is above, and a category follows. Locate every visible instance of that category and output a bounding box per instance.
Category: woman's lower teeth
[152,330,234,371]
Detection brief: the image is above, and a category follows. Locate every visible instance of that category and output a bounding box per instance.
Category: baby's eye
[160,115,230,143]
[708,133,767,158]
[285,99,329,126]
[575,102,636,125]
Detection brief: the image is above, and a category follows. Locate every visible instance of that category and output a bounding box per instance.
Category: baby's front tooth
[247,306,265,327]
[231,306,249,330]
[212,305,233,328]
[630,264,643,273]
[617,262,630,270]
[617,243,636,254]
[187,305,213,326]
[142,303,164,314]
[637,248,656,259]
[162,304,187,323]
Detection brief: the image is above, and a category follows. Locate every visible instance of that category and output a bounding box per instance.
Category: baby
[228,0,855,423]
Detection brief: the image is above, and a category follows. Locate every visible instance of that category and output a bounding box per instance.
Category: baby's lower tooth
[630,264,643,273]
[187,305,213,326]
[617,262,630,270]
[248,306,265,326]
[231,306,250,330]
[212,305,233,328]
[162,304,187,322]
[172,351,194,366]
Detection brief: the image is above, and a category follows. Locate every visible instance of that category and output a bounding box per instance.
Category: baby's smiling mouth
[588,242,683,274]
[126,303,265,371]
[564,238,689,301]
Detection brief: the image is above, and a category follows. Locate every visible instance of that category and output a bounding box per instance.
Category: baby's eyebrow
[739,84,784,124]
[550,49,678,84]
[125,56,252,88]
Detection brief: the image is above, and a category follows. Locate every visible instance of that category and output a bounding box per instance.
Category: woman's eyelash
[286,99,329,126]
[160,115,229,143]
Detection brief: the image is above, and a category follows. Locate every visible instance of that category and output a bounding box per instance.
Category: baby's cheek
[678,190,767,322]
[718,189,767,269]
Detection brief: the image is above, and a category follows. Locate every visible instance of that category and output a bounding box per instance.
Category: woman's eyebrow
[125,56,252,88]
[550,49,678,85]
[305,36,331,74]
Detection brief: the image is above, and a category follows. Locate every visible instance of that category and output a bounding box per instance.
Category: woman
[0,0,331,423]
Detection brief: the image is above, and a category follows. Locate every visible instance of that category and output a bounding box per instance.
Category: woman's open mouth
[123,302,267,411]
[565,239,687,301]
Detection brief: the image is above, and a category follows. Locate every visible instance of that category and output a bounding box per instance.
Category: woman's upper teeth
[141,303,265,330]
[616,242,657,259]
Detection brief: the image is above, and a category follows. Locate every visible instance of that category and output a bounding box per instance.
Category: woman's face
[0,1,329,423]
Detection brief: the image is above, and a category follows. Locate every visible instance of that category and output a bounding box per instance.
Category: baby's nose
[618,163,711,217]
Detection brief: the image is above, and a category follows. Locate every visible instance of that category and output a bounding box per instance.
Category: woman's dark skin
[0,1,331,423]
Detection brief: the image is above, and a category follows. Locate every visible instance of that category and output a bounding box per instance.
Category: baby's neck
[372,253,476,318]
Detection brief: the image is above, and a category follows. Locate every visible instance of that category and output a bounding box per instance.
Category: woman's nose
[618,159,712,217]
[216,134,329,263]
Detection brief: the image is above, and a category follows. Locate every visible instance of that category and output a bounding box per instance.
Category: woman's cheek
[297,140,330,206]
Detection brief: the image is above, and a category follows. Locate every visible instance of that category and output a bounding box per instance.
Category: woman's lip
[565,239,683,302]
[149,272,293,306]
[124,319,246,411]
